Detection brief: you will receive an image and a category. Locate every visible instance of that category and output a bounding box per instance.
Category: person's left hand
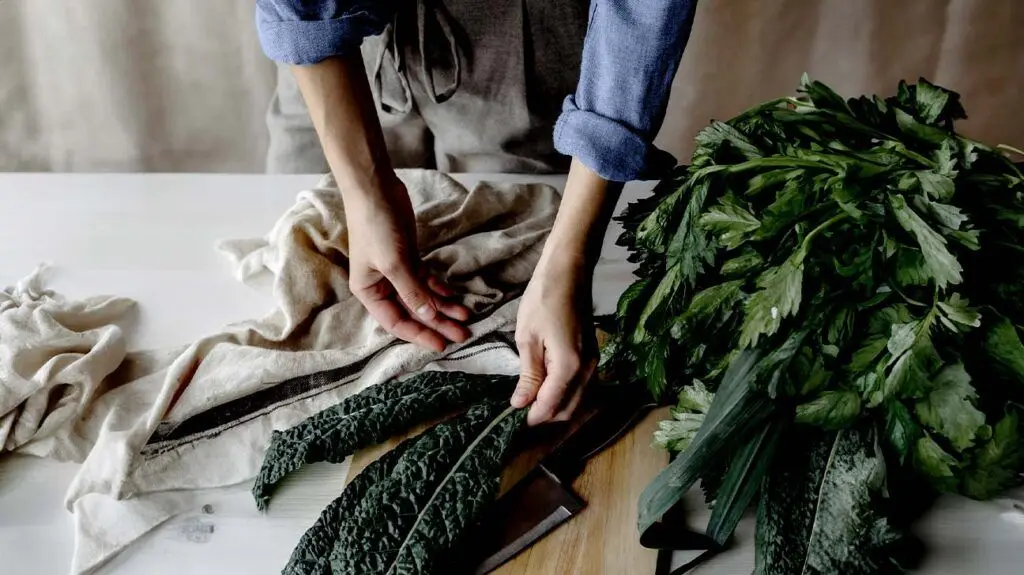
[511,257,597,426]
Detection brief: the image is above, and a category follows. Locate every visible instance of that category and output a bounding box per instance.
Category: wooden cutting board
[345,330,670,574]
[346,405,669,575]
[486,408,667,575]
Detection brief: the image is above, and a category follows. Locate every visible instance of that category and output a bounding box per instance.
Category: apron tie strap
[371,0,465,115]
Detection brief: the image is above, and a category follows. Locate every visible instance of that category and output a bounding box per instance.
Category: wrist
[536,239,588,277]
[539,159,617,272]
[336,164,410,223]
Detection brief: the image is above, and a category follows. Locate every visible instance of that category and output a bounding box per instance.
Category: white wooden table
[0,173,1022,575]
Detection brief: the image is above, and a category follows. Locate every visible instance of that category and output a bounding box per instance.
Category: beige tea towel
[0,170,560,574]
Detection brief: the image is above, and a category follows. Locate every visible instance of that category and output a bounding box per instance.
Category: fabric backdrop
[1,0,1022,173]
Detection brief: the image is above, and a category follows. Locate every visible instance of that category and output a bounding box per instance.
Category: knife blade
[465,386,655,574]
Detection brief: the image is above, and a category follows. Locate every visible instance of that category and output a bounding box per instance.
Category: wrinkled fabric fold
[0,265,136,461]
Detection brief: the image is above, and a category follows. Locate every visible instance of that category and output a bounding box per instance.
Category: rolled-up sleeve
[554,0,698,181]
[255,0,394,65]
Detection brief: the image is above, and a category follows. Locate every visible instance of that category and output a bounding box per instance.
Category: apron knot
[372,0,465,116]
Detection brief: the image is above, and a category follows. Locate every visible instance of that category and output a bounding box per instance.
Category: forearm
[291,55,396,203]
[540,159,620,273]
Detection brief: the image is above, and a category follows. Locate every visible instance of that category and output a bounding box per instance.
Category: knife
[464,386,656,574]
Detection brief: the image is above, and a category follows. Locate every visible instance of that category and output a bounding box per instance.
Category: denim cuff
[554,97,677,182]
[256,13,388,65]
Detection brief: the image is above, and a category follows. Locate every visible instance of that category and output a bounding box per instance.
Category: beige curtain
[0,0,275,172]
[1,0,1021,173]
[658,0,1024,160]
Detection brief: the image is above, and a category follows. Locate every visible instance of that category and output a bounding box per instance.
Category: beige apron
[265,0,590,174]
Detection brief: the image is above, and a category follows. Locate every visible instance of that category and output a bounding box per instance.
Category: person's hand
[511,256,597,426]
[344,174,472,352]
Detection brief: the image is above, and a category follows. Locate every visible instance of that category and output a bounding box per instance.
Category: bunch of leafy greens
[606,75,1024,573]
[253,372,525,575]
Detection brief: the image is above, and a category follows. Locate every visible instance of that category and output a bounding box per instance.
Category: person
[255,0,697,425]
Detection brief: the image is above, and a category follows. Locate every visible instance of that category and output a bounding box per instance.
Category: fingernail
[416,304,434,318]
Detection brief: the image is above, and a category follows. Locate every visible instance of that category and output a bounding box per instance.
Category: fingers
[427,277,471,324]
[435,299,471,323]
[512,337,544,409]
[425,314,471,346]
[357,292,447,352]
[386,263,438,320]
[426,275,455,297]
[389,267,472,342]
[527,346,581,426]
[550,358,596,422]
[425,275,471,322]
[352,264,471,351]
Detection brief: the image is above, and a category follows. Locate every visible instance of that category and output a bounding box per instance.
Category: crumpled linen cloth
[0,268,136,461]
[0,170,560,574]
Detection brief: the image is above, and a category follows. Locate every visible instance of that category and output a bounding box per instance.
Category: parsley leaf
[914,434,959,491]
[888,194,963,288]
[914,364,985,452]
[960,410,1022,499]
[883,400,920,463]
[699,201,761,249]
[913,78,951,124]
[883,317,938,401]
[740,251,805,348]
[985,318,1024,385]
[795,390,862,429]
[609,76,1024,567]
[936,294,981,329]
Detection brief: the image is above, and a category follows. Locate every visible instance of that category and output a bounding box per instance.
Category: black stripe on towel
[144,338,403,447]
[141,332,515,456]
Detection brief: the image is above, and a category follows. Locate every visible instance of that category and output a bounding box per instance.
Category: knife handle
[542,389,655,482]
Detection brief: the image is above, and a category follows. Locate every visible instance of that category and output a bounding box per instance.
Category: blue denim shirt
[256,0,697,181]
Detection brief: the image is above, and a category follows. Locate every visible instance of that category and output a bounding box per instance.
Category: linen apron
[265,0,590,174]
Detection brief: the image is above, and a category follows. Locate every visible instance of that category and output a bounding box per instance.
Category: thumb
[512,338,544,408]
[386,262,437,320]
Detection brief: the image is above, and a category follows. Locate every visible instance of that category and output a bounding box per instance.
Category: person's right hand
[343,174,472,352]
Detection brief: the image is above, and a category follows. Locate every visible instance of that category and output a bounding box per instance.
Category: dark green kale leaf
[328,400,526,575]
[754,425,907,575]
[252,372,516,510]
[282,440,414,575]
